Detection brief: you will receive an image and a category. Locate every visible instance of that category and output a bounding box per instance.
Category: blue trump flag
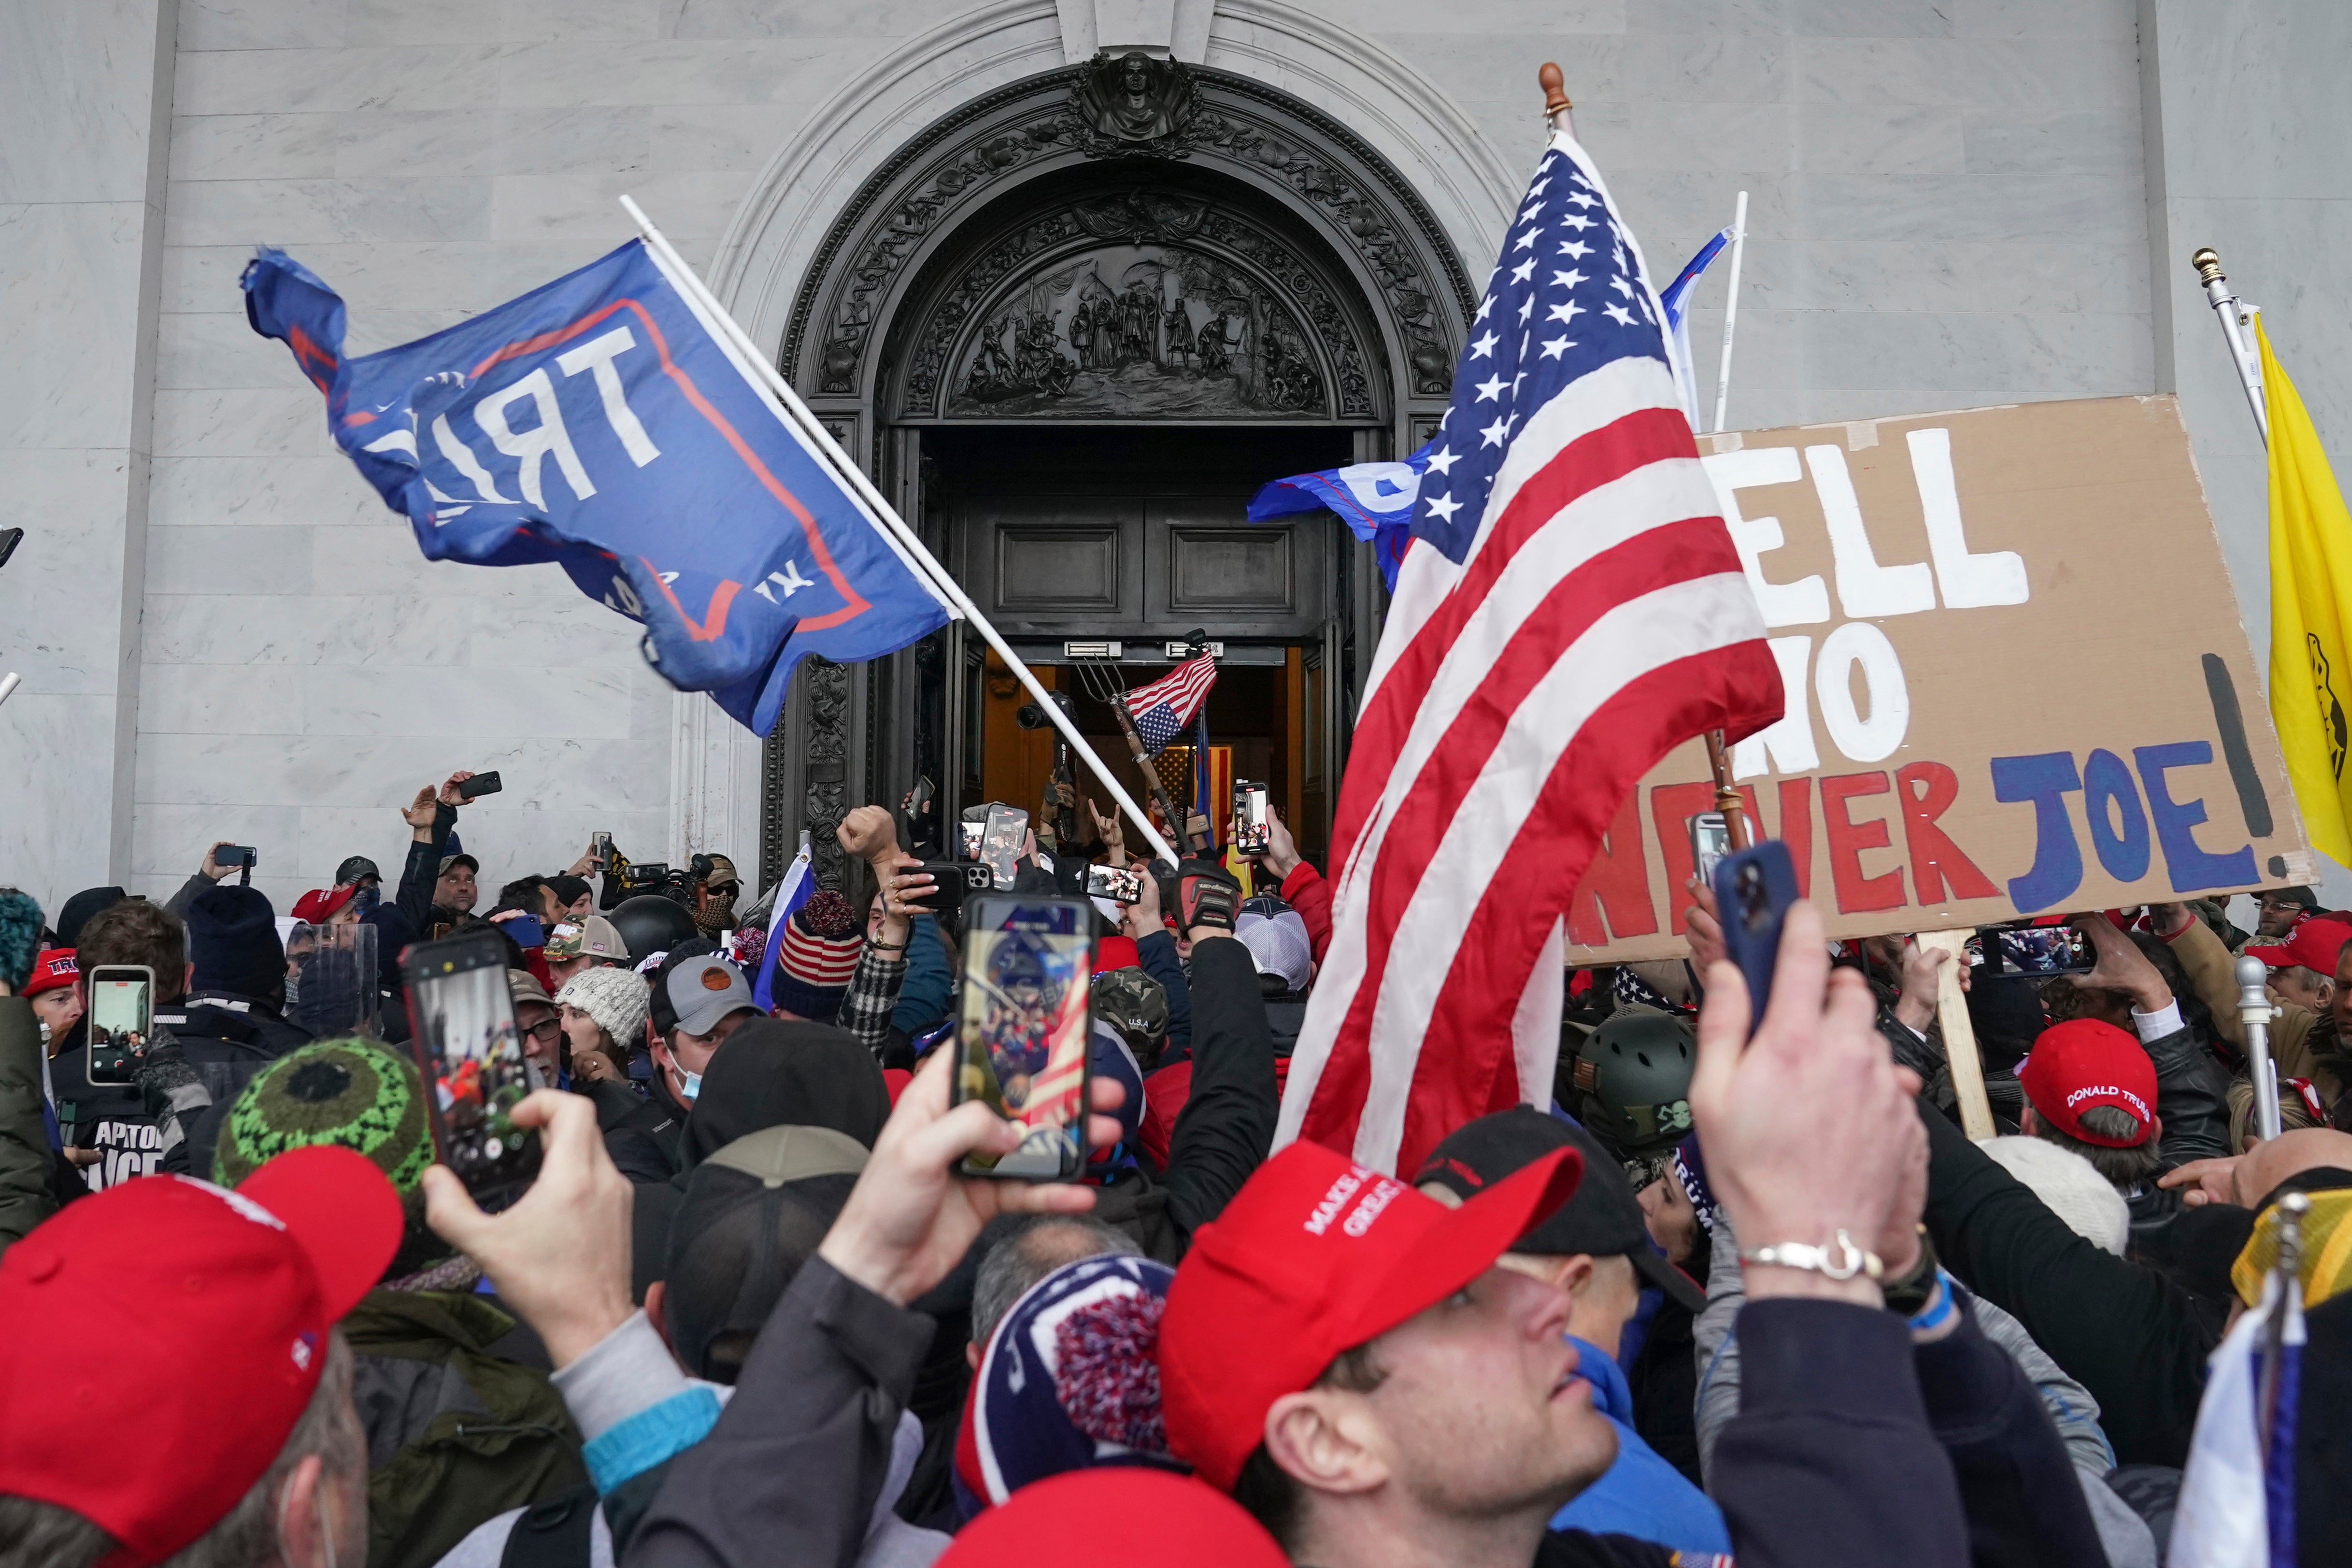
[243,240,952,734]
[1246,443,1432,592]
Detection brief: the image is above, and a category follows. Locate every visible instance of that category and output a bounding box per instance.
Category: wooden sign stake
[1913,929,1995,1141]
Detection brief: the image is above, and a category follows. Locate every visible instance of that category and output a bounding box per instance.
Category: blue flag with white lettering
[1246,443,1432,592]
[243,240,952,735]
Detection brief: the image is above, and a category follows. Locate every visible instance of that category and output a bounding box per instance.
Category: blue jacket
[889,915,952,1037]
[1137,929,1192,1061]
[1549,1335,1731,1556]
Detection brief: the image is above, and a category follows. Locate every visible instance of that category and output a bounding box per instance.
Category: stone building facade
[2,0,2347,914]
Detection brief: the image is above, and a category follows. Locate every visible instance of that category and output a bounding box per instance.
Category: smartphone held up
[85,966,156,1085]
[401,927,541,1209]
[951,895,1093,1179]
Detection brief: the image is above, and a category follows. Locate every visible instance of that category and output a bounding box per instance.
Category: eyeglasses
[522,1017,562,1042]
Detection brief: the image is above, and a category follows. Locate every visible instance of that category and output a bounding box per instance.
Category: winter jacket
[1087,933,1276,1262]
[1135,927,1191,1061]
[1547,1335,1728,1556]
[1921,1096,2215,1468]
[1278,861,1333,967]
[888,915,951,1038]
[1694,1217,2156,1568]
[2169,915,2344,1112]
[399,802,459,936]
[0,998,55,1256]
[626,1260,1967,1568]
[344,1288,588,1568]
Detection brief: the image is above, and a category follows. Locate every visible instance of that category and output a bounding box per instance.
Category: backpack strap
[499,1482,598,1568]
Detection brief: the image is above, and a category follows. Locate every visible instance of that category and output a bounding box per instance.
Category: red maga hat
[2243,916,2352,975]
[22,947,77,998]
[1155,1137,1580,1491]
[939,1469,1287,1567]
[2020,1018,2157,1149]
[291,884,359,924]
[0,1145,403,1566]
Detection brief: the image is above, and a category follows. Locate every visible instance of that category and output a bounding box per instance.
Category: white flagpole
[1710,190,1748,434]
[2191,248,2269,446]
[618,195,1181,866]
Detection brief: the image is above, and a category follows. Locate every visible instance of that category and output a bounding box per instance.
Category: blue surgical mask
[680,1070,702,1103]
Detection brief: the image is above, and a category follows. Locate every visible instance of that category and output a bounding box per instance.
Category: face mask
[680,1070,702,1103]
[351,884,380,913]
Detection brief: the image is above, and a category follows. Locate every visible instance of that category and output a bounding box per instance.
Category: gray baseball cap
[663,953,757,1037]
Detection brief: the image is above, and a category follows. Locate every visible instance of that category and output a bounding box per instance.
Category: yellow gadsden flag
[2261,315,2352,864]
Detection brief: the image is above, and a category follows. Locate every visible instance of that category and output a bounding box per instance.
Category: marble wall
[0,0,175,920]
[3,0,2344,919]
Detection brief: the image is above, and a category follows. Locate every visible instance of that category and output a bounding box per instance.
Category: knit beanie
[214,1038,431,1195]
[1980,1136,2130,1256]
[556,965,652,1052]
[186,884,285,1000]
[770,889,863,1020]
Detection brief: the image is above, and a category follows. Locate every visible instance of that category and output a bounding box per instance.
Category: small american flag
[1277,130,1782,1175]
[1123,654,1219,754]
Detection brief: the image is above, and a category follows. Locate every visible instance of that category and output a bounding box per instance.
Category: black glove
[1175,859,1241,933]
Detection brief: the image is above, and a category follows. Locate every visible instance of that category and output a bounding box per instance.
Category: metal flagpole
[1711,190,1749,434]
[2238,951,2286,1141]
[2191,248,2269,446]
[619,195,1181,866]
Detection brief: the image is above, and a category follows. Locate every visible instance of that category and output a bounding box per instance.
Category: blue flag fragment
[1657,227,1733,427]
[1246,444,1432,592]
[243,240,952,735]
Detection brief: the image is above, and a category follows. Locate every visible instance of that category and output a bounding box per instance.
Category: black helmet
[1574,1006,1697,1156]
[609,894,702,964]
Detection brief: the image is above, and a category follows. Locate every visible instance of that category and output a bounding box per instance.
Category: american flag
[1276,131,1783,1175]
[1123,654,1219,753]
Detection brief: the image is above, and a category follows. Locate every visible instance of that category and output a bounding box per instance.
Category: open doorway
[969,645,1327,869]
[922,424,1359,866]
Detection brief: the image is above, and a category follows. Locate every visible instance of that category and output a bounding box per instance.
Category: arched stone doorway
[760,53,1472,886]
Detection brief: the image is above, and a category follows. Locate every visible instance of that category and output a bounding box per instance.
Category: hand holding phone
[950,895,1093,1179]
[1086,863,1145,905]
[1711,841,1799,1037]
[979,804,1029,891]
[1231,782,1270,854]
[402,927,542,1210]
[456,770,504,801]
[902,862,989,907]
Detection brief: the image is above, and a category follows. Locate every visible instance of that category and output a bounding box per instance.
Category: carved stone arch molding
[781,57,1477,423]
[678,2,1517,884]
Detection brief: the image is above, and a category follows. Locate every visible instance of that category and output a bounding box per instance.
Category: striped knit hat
[770,889,863,1020]
[214,1037,431,1195]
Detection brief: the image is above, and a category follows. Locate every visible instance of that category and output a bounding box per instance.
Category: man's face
[538,885,567,922]
[29,986,82,1048]
[563,891,593,920]
[661,1005,755,1085]
[547,952,589,988]
[517,1001,561,1072]
[2258,894,2308,938]
[1351,1266,1615,1519]
[2331,950,2352,1036]
[436,864,477,913]
[2273,963,2332,1014]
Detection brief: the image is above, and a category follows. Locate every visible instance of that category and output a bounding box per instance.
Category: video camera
[612,852,718,910]
[1014,689,1078,730]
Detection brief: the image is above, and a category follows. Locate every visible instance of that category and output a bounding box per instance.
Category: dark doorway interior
[921,425,1357,865]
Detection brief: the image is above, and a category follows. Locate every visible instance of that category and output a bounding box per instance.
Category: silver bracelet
[1739,1229,1884,1282]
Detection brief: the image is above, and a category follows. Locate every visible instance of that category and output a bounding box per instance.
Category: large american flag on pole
[1276,130,1783,1175]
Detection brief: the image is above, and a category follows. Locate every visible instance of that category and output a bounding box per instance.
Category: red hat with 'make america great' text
[1155,1137,1579,1490]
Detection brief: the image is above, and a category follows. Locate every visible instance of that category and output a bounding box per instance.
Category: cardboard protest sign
[1564,395,2312,963]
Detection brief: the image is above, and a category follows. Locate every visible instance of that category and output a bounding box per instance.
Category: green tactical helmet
[1573,1004,1697,1156]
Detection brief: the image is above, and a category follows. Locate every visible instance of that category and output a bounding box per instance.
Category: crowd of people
[2,768,2350,1568]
